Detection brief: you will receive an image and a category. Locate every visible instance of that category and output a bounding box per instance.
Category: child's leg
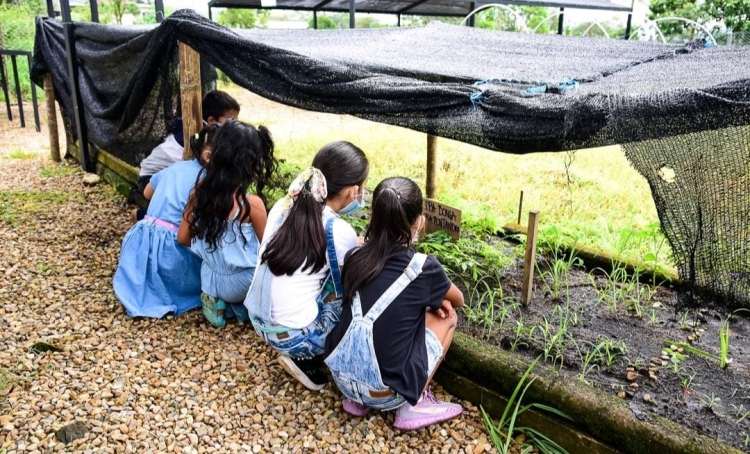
[423,308,458,392]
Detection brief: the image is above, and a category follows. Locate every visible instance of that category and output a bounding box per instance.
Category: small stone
[643,394,652,403]
[626,371,638,381]
[617,391,627,399]
[55,421,87,444]
[82,174,101,186]
[629,383,639,390]
[188,434,198,445]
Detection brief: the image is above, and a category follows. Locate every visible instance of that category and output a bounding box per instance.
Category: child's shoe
[277,356,327,391]
[201,293,226,328]
[343,399,371,417]
[393,387,462,431]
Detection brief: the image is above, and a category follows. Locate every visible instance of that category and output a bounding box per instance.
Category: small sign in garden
[424,199,461,241]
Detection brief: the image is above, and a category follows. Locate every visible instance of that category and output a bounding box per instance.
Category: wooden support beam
[43,74,60,162]
[426,134,437,198]
[179,42,202,160]
[521,210,540,306]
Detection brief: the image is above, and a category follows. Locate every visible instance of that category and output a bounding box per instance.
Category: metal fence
[0,49,40,131]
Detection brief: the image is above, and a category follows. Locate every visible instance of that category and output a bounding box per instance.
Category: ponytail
[262,142,368,277]
[342,177,423,305]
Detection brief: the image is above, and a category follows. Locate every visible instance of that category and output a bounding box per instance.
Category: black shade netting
[31,10,750,307]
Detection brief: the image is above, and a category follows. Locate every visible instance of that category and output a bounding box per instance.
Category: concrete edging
[437,332,741,454]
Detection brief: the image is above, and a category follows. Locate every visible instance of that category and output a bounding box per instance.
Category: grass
[6,150,37,160]
[228,87,674,272]
[0,190,83,224]
[481,356,573,454]
[41,164,79,178]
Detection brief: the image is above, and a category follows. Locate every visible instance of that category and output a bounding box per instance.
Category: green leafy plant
[481,357,573,454]
[720,318,732,369]
[577,341,604,384]
[537,244,582,301]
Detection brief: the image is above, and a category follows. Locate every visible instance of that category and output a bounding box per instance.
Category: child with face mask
[244,141,369,391]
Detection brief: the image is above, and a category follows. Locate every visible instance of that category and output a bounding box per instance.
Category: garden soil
[458,240,750,451]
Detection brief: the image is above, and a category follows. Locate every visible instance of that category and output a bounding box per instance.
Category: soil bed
[453,234,750,451]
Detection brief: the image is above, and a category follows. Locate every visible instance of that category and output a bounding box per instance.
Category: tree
[308,15,339,29]
[648,0,704,36]
[702,0,750,32]
[217,9,269,29]
[356,16,385,28]
[648,0,750,36]
[475,6,551,33]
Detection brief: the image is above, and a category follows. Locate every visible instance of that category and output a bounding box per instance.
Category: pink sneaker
[393,388,463,431]
[342,399,371,417]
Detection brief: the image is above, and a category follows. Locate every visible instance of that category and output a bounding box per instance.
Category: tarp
[32,10,750,307]
[33,10,750,158]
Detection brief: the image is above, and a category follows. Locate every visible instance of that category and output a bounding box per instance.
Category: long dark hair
[262,141,369,276]
[189,119,277,251]
[190,123,221,165]
[342,177,423,305]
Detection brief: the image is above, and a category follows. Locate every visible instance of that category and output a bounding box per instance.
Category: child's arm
[176,197,194,247]
[246,194,268,241]
[143,182,155,200]
[445,283,464,308]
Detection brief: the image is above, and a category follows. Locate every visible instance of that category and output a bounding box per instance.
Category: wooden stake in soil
[43,74,61,162]
[517,190,524,225]
[178,42,202,160]
[426,134,437,198]
[521,210,540,306]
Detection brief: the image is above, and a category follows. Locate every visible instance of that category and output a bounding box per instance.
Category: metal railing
[0,49,40,132]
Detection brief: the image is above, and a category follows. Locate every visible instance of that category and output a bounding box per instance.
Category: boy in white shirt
[133,90,240,221]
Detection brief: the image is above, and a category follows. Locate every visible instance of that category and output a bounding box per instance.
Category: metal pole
[557,7,564,35]
[61,0,93,171]
[468,2,475,27]
[43,74,60,160]
[155,0,165,22]
[0,57,11,121]
[46,0,55,17]
[624,13,632,40]
[11,56,25,128]
[397,14,401,27]
[313,10,318,29]
[208,6,212,21]
[26,54,41,132]
[349,0,355,28]
[726,30,733,46]
[90,0,99,23]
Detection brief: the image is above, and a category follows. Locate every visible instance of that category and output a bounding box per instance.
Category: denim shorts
[257,298,342,359]
[332,328,444,410]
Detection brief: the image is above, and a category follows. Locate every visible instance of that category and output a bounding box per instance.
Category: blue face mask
[339,187,365,215]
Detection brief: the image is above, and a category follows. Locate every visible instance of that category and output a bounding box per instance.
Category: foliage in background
[648,0,750,36]
[217,8,270,29]
[0,0,44,102]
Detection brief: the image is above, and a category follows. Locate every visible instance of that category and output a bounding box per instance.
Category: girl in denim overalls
[244,142,369,391]
[325,177,465,431]
[177,120,277,328]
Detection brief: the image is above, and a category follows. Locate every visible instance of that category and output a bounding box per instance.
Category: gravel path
[0,122,497,453]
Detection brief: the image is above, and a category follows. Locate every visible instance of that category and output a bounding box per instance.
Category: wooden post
[43,74,60,162]
[521,210,540,306]
[179,42,202,160]
[426,134,437,198]
[517,190,524,225]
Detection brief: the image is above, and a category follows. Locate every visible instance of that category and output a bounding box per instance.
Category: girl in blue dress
[114,125,219,318]
[178,119,276,328]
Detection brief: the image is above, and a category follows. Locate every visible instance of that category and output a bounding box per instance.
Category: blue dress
[191,213,260,304]
[113,159,203,318]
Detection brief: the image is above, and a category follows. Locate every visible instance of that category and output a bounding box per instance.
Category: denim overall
[245,216,344,359]
[325,253,427,410]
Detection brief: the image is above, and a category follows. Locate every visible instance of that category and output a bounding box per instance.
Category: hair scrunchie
[276,167,328,217]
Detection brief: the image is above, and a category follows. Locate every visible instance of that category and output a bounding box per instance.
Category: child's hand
[435,299,454,319]
[357,236,365,247]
